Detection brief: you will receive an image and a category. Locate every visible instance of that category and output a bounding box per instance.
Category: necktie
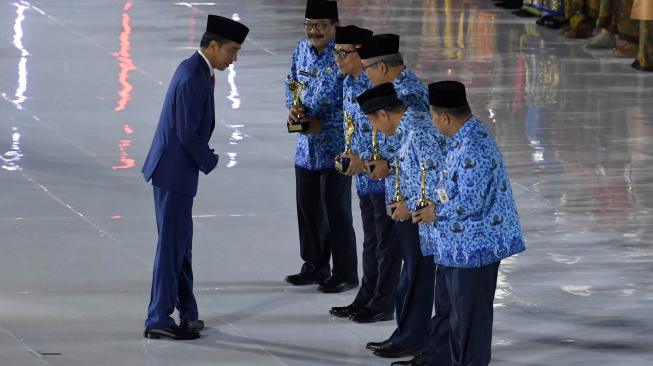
[210,74,215,90]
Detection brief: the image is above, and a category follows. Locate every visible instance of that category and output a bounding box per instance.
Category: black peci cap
[335,25,373,47]
[428,81,469,108]
[357,34,400,59]
[305,0,338,19]
[356,83,402,115]
[206,14,249,44]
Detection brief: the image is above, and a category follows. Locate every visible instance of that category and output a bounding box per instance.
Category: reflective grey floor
[1,0,652,365]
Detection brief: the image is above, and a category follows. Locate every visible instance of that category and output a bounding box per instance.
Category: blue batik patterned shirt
[393,67,429,114]
[381,67,430,205]
[343,73,385,196]
[285,37,345,171]
[395,109,446,256]
[432,116,526,268]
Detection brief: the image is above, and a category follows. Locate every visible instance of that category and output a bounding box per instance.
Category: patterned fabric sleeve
[437,143,493,221]
[400,89,429,113]
[307,72,343,122]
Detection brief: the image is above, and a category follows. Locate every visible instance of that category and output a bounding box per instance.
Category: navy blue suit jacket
[142,52,218,197]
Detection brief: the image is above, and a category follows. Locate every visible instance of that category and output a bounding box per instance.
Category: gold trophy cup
[416,161,431,211]
[287,78,308,133]
[388,158,406,215]
[335,112,356,174]
[367,127,382,174]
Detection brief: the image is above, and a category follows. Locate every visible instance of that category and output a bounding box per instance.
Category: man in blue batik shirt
[283,0,358,294]
[359,33,430,183]
[416,81,526,366]
[327,25,401,324]
[357,34,438,360]
[357,83,446,360]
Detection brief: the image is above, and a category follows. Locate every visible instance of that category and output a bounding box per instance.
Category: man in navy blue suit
[141,15,249,340]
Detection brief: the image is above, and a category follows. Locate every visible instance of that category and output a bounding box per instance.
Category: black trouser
[440,261,501,366]
[421,266,452,366]
[389,221,436,350]
[353,193,401,313]
[295,167,358,283]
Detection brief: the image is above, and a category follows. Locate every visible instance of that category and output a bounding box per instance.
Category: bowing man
[141,15,249,340]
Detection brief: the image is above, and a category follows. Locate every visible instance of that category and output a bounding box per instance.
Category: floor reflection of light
[560,285,593,297]
[548,252,581,265]
[112,1,136,171]
[227,64,240,109]
[494,256,517,308]
[1,127,23,171]
[221,13,244,169]
[114,0,135,112]
[174,2,216,7]
[222,122,247,147]
[226,152,237,168]
[12,3,29,110]
[532,149,544,162]
[230,130,243,142]
[226,13,242,110]
[112,124,135,170]
[189,7,198,47]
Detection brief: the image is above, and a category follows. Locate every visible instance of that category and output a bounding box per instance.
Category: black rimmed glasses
[362,61,382,71]
[303,21,330,31]
[333,49,357,58]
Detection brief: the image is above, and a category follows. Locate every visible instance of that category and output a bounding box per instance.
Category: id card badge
[437,188,449,204]
[437,171,450,204]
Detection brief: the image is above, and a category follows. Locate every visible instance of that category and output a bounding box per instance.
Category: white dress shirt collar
[197,49,215,77]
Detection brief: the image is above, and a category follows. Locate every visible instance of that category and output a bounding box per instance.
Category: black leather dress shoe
[366,339,392,351]
[285,273,327,286]
[317,278,358,293]
[391,353,426,365]
[329,302,364,318]
[349,308,394,323]
[179,319,204,332]
[373,345,416,358]
[143,324,199,340]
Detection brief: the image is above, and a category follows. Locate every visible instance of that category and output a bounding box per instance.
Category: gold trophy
[416,161,431,211]
[388,158,406,215]
[287,77,308,133]
[367,127,382,174]
[335,112,356,174]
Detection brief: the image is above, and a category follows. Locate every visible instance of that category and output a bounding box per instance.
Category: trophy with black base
[287,77,309,133]
[335,112,355,174]
[416,161,431,211]
[367,127,382,174]
[387,158,406,216]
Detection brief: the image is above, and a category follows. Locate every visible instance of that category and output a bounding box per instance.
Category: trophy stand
[416,161,431,211]
[367,127,382,174]
[287,78,309,133]
[335,112,356,174]
[388,158,406,215]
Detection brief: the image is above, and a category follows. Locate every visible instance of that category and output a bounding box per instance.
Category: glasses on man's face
[304,22,330,32]
[362,61,382,71]
[333,49,357,58]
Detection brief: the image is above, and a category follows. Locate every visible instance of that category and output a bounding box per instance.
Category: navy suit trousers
[389,221,436,350]
[354,193,401,313]
[145,186,198,329]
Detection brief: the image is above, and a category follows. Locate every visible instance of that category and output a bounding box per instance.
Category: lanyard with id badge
[437,171,450,204]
